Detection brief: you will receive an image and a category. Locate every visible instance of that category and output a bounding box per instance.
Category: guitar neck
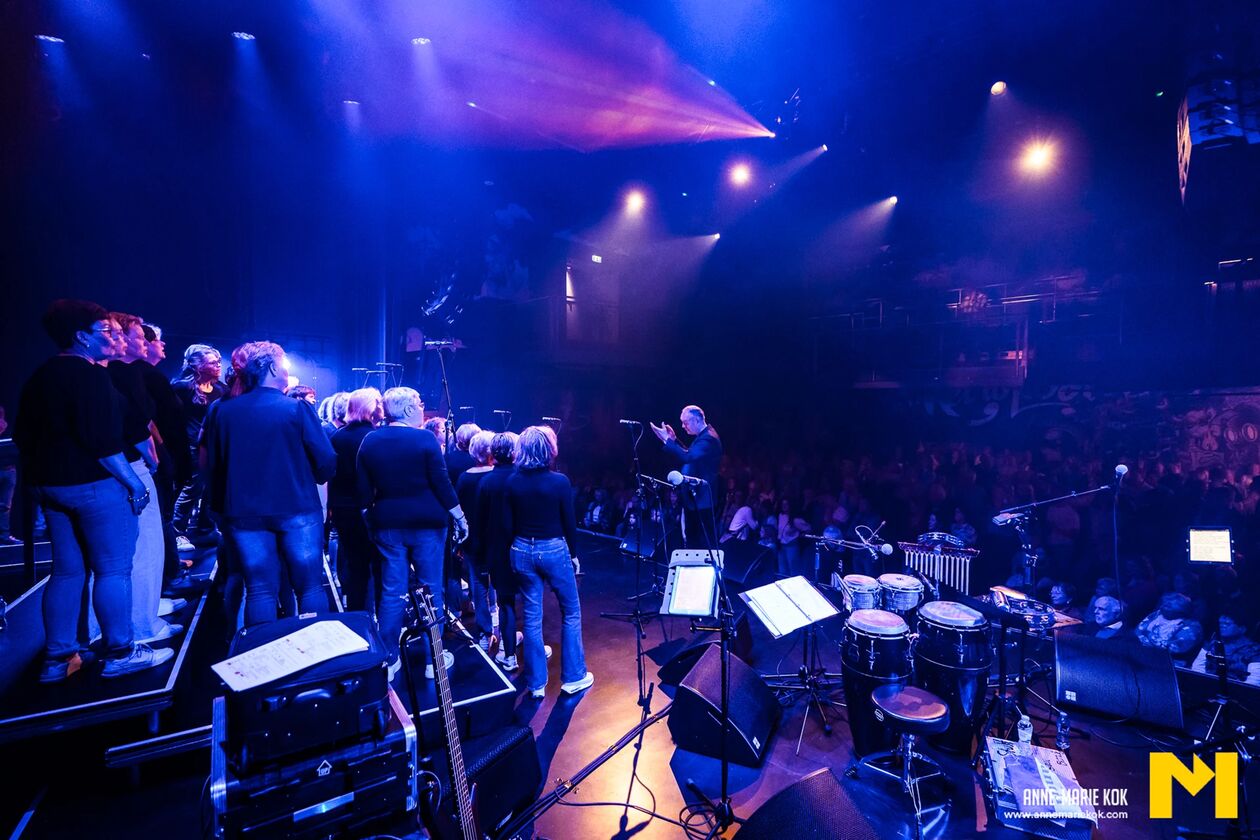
[428,625,478,840]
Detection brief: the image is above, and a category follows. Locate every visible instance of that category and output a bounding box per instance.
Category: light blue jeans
[512,537,586,691]
[38,478,137,660]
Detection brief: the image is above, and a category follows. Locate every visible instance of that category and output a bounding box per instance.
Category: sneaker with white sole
[102,644,174,678]
[424,649,455,679]
[495,651,519,671]
[560,671,594,695]
[135,622,184,645]
[175,535,195,552]
[514,632,553,660]
[477,633,493,652]
[158,597,187,617]
[529,684,546,699]
[387,657,402,682]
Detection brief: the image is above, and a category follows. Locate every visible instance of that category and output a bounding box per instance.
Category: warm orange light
[1020,140,1054,173]
[991,80,1008,96]
[729,163,752,186]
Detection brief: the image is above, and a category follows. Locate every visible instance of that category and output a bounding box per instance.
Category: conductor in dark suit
[651,405,722,548]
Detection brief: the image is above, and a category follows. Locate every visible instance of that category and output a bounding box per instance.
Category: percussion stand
[761,541,846,750]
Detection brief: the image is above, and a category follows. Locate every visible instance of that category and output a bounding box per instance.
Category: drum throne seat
[847,684,951,838]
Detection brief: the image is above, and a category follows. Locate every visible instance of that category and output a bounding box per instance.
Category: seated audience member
[1085,577,1120,623]
[582,488,613,533]
[328,388,383,612]
[950,507,977,547]
[202,341,337,626]
[1085,596,1131,640]
[358,387,468,676]
[1122,557,1161,626]
[1136,593,1205,664]
[456,430,497,646]
[721,496,758,543]
[15,299,173,680]
[506,425,592,698]
[1191,607,1260,682]
[1049,581,1084,621]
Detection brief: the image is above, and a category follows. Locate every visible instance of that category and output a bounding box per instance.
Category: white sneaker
[478,633,493,652]
[135,622,185,645]
[103,644,174,678]
[387,658,402,681]
[424,649,455,679]
[514,632,553,660]
[176,536,195,552]
[496,653,519,672]
[529,684,546,699]
[561,671,594,695]
[158,598,187,617]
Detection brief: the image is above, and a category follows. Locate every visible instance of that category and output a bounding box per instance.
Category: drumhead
[843,574,879,591]
[877,573,923,592]
[919,600,986,628]
[847,609,908,636]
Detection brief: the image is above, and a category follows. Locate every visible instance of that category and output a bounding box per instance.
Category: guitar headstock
[406,584,440,633]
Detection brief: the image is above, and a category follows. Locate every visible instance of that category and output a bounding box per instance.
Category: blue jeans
[226,512,327,626]
[512,537,586,691]
[38,478,137,660]
[372,527,446,660]
[463,550,494,637]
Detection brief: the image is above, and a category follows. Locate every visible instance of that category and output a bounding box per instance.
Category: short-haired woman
[456,430,497,647]
[15,300,173,680]
[357,387,469,676]
[505,426,592,697]
[171,343,227,542]
[329,388,383,612]
[201,341,337,625]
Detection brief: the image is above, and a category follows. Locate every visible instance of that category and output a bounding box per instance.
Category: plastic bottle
[1017,713,1033,744]
[1055,711,1071,752]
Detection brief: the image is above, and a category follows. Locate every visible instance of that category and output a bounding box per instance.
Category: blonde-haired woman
[329,388,383,611]
[505,426,592,697]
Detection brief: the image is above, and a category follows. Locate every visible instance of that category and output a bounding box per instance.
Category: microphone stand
[996,483,1113,589]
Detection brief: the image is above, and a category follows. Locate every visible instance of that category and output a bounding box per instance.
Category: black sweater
[476,464,515,574]
[202,387,337,522]
[357,425,460,530]
[456,467,493,561]
[14,355,127,487]
[504,467,579,555]
[107,360,156,460]
[139,362,192,481]
[328,421,374,510]
[171,378,228,450]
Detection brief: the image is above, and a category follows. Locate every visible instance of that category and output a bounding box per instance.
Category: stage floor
[1,531,1255,838]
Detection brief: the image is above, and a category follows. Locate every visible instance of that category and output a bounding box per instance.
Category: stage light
[1020,140,1054,173]
[990,80,1007,96]
[35,34,65,44]
[466,101,477,108]
[287,375,300,389]
[713,233,721,240]
[591,254,603,263]
[411,37,431,46]
[821,144,828,152]
[343,99,360,106]
[232,32,255,41]
[707,79,716,87]
[889,195,898,205]
[624,190,646,214]
[729,163,752,186]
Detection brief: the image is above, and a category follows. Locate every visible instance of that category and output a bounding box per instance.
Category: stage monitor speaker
[461,724,542,833]
[1054,633,1184,730]
[657,609,753,685]
[737,769,880,840]
[719,540,775,590]
[668,643,780,767]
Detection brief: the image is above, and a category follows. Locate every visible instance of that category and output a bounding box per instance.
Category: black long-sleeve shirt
[202,386,336,522]
[107,360,156,462]
[138,362,192,481]
[171,377,228,451]
[504,467,579,555]
[14,355,127,486]
[456,467,493,561]
[476,463,515,575]
[357,425,459,530]
[328,421,375,510]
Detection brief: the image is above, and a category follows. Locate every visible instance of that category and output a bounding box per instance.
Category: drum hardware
[761,542,846,753]
[840,609,913,758]
[972,588,1055,761]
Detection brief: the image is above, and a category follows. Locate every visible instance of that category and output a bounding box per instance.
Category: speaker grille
[1054,633,1183,729]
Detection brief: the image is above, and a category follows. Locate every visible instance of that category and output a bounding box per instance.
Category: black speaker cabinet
[657,609,753,685]
[739,769,880,840]
[1054,632,1184,730]
[720,541,776,590]
[668,644,780,766]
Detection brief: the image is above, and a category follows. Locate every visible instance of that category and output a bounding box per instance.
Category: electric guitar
[414,586,484,840]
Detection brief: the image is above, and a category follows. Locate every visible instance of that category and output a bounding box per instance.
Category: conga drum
[842,574,880,612]
[840,609,911,756]
[912,600,993,753]
[877,573,924,625]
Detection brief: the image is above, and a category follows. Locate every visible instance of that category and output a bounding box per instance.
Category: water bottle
[1017,713,1033,744]
[1056,711,1071,753]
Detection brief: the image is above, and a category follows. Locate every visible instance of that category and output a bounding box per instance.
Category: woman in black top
[357,387,468,672]
[476,432,524,669]
[455,431,496,647]
[14,299,173,681]
[171,343,227,539]
[328,387,383,612]
[505,426,592,698]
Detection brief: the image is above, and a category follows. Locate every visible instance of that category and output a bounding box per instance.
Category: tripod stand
[761,541,845,752]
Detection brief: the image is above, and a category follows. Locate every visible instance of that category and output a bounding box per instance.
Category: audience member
[1049,582,1084,621]
[1086,596,1131,640]
[1190,607,1260,682]
[1135,592,1205,664]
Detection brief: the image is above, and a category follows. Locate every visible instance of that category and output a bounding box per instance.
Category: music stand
[743,576,843,752]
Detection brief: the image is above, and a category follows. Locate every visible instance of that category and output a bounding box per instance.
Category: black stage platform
[1,531,1257,838]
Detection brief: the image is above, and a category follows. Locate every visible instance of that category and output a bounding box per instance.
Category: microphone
[619,419,642,427]
[424,340,456,349]
[1114,464,1129,485]
[667,470,706,487]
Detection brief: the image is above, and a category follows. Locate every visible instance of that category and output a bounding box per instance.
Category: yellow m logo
[1150,753,1238,819]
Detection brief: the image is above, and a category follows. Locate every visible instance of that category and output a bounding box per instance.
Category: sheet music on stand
[740,576,839,639]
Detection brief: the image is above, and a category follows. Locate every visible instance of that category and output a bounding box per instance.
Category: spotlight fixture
[35,34,65,44]
[707,79,717,87]
[1020,140,1054,173]
[591,254,603,263]
[624,190,646,214]
[232,32,255,41]
[466,101,477,108]
[990,80,1007,96]
[729,163,752,186]
[889,195,898,205]
[343,100,361,106]
[821,144,829,152]
[713,233,721,240]
[411,37,431,46]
